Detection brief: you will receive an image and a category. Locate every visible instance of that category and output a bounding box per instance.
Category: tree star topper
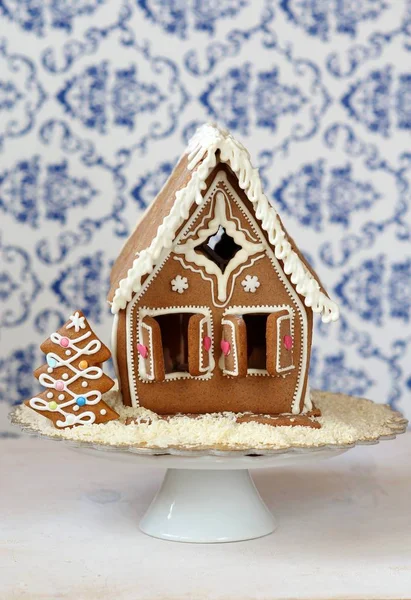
[66,311,87,333]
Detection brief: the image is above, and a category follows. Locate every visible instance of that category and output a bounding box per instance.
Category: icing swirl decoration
[29,331,104,427]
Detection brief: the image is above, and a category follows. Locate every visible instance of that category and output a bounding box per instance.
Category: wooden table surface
[1,433,410,599]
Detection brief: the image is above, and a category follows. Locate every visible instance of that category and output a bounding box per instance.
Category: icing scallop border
[110,124,339,324]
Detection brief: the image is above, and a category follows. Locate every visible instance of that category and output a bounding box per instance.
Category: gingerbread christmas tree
[25,311,119,428]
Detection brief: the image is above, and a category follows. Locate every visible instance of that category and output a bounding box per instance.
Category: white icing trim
[247,369,272,377]
[174,184,264,302]
[141,320,155,381]
[137,306,215,384]
[224,305,295,316]
[173,254,265,308]
[276,313,295,374]
[111,124,339,324]
[198,315,211,374]
[303,383,313,412]
[182,180,259,245]
[221,318,238,377]
[247,369,267,376]
[111,313,120,389]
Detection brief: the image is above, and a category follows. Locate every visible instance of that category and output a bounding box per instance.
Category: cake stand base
[139,468,276,543]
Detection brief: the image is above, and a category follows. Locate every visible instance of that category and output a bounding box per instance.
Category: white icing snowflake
[66,311,86,333]
[241,275,260,293]
[171,275,189,294]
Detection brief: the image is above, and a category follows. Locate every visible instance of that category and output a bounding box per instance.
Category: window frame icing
[222,305,295,378]
[136,306,215,383]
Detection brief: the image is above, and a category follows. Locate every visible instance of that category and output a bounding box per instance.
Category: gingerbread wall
[115,164,313,416]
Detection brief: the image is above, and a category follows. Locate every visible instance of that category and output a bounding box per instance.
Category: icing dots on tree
[171,275,189,294]
[25,310,119,429]
[241,275,260,293]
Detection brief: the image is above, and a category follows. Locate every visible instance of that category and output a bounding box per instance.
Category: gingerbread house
[108,124,339,421]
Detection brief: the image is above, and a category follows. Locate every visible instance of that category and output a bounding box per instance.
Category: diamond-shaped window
[195,226,241,273]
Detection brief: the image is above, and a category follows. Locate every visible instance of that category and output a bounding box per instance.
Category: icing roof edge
[110,123,339,323]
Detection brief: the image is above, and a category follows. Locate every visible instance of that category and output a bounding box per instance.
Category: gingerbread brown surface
[108,125,339,426]
[25,311,119,428]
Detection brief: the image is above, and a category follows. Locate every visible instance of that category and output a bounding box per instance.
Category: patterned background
[1,0,410,436]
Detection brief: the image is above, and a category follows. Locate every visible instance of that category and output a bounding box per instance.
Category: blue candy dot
[76,397,86,407]
[47,354,57,368]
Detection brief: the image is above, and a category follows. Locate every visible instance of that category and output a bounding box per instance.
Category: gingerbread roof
[109,124,339,323]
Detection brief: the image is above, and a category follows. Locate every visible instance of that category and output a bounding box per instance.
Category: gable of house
[114,161,314,415]
[109,124,338,324]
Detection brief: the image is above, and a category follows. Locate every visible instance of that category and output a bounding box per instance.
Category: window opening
[243,313,268,370]
[154,313,195,374]
[196,226,241,272]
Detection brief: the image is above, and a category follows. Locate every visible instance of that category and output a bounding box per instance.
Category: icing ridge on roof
[110,123,339,323]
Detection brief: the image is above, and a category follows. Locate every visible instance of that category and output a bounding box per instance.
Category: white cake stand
[10,403,407,544]
[71,443,350,543]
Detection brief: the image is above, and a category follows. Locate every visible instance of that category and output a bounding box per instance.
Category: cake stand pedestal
[76,445,349,543]
[140,468,275,543]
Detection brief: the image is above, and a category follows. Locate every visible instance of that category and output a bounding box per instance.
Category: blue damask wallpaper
[0,0,410,435]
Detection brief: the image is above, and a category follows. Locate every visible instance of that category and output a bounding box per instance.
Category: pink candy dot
[60,337,70,348]
[55,380,65,391]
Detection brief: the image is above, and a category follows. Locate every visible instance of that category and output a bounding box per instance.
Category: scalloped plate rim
[8,405,407,459]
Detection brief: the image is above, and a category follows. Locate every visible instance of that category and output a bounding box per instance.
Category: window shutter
[188,314,211,376]
[221,315,247,377]
[140,315,165,382]
[266,310,294,376]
